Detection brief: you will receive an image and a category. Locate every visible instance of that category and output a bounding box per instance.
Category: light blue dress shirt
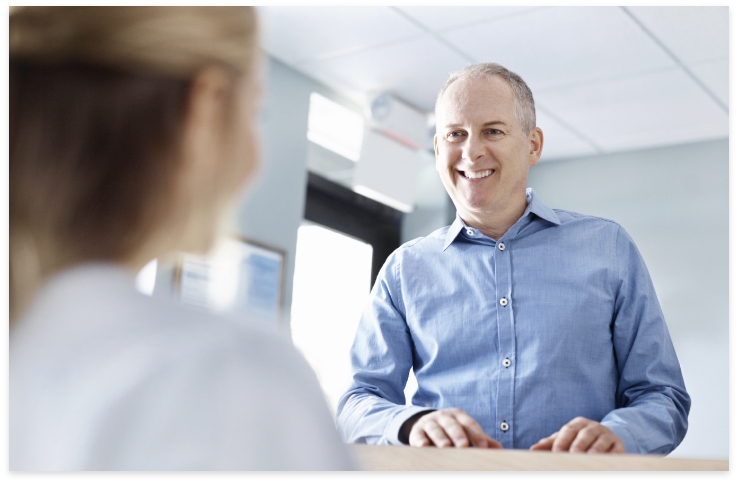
[337,188,689,454]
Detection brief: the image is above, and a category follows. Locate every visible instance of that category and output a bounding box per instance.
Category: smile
[460,169,494,179]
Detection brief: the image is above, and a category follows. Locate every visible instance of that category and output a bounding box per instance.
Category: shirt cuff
[385,406,436,446]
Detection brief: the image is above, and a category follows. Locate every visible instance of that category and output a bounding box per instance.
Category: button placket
[495,232,515,447]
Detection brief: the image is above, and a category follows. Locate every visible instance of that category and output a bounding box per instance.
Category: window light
[307,92,364,162]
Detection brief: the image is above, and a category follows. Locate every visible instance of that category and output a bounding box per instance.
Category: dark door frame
[303,172,403,287]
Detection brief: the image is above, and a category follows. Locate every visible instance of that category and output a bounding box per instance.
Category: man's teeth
[464,170,493,179]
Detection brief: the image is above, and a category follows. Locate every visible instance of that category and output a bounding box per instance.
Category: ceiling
[257,6,728,162]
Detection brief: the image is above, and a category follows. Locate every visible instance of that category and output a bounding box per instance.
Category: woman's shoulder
[10,263,353,470]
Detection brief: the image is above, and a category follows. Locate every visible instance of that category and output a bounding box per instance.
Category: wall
[528,138,728,459]
[401,151,455,243]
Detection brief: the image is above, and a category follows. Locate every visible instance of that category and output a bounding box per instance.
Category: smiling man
[336,62,690,454]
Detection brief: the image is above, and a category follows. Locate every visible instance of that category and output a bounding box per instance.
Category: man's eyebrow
[442,121,508,129]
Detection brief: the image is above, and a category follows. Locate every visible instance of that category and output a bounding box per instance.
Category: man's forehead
[437,76,515,122]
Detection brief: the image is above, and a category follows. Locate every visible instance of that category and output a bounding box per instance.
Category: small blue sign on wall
[177,236,285,326]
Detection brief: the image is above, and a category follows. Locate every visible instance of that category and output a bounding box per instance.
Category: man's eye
[486,129,502,135]
[446,131,465,141]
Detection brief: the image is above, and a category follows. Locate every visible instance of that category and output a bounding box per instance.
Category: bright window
[307,92,364,162]
[290,223,372,414]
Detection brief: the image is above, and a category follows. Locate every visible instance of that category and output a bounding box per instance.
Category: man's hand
[530,417,625,454]
[408,408,502,449]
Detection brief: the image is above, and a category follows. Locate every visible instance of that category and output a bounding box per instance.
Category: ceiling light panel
[257,6,424,65]
[441,7,676,92]
[536,68,728,152]
[626,7,728,64]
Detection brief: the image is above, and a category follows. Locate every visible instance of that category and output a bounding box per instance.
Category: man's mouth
[460,169,494,179]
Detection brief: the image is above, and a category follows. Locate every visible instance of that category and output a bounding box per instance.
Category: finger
[586,434,616,454]
[611,438,626,454]
[454,412,491,448]
[596,434,626,454]
[423,420,454,448]
[569,424,601,453]
[483,434,503,449]
[530,432,557,451]
[552,418,590,452]
[436,414,470,447]
[408,426,432,447]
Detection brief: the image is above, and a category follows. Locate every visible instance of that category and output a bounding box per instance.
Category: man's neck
[459,195,529,241]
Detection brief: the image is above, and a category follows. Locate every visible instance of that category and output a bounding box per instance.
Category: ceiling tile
[536,68,728,152]
[688,58,729,107]
[626,7,728,63]
[441,6,676,92]
[295,35,469,112]
[535,110,599,162]
[257,6,423,64]
[396,6,544,32]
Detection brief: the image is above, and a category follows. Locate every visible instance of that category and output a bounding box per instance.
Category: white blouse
[10,263,355,470]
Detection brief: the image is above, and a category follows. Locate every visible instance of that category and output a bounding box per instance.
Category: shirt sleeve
[336,250,430,445]
[600,226,691,454]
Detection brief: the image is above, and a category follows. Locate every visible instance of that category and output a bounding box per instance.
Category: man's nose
[462,135,485,162]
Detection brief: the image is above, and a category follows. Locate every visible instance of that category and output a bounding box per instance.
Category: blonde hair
[10,7,258,321]
[10,6,257,77]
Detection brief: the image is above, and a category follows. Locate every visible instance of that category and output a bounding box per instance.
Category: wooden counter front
[351,445,728,471]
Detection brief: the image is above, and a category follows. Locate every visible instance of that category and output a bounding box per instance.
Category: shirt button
[498,242,505,251]
[503,358,511,368]
[466,229,474,236]
[499,297,508,307]
[500,421,509,432]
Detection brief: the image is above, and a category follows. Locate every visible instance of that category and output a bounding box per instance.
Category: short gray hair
[435,62,536,135]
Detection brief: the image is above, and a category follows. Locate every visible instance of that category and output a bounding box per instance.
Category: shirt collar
[524,187,561,226]
[442,188,560,251]
[443,216,467,250]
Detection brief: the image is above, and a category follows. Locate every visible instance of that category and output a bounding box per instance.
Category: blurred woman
[9,7,353,470]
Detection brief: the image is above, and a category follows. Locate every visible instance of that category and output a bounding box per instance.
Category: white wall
[528,138,728,459]
[401,153,455,243]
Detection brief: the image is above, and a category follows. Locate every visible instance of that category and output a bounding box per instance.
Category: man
[336,63,690,454]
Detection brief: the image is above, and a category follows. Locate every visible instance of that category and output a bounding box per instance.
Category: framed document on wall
[174,236,286,325]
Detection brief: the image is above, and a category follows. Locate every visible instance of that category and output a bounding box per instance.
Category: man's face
[434,76,543,223]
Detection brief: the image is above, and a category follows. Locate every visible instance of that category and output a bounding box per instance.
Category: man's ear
[433,133,440,171]
[528,127,544,167]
